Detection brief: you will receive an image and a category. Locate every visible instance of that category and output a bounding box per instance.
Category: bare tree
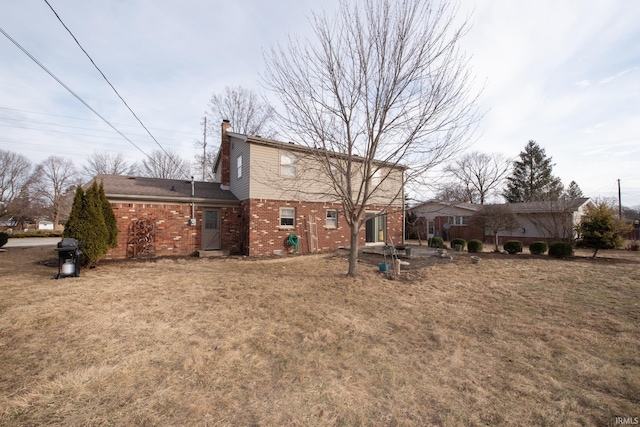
[30,156,78,227]
[474,204,520,252]
[0,149,32,217]
[82,151,138,180]
[209,86,277,138]
[263,0,479,275]
[138,150,192,180]
[444,152,510,204]
[526,198,587,243]
[434,181,476,203]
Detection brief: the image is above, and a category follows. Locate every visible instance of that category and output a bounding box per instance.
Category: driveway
[3,237,61,248]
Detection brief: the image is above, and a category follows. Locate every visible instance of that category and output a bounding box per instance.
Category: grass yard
[0,246,639,426]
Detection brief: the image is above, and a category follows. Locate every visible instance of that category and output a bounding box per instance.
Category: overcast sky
[1,0,639,207]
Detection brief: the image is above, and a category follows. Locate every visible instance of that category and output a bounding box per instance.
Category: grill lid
[55,238,79,250]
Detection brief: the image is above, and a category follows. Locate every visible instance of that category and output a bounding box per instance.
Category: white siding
[247,142,403,207]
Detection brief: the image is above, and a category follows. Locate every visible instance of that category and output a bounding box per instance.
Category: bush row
[421,238,574,258]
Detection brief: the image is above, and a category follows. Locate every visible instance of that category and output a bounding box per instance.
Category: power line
[42,0,190,179]
[0,25,162,170]
[0,116,194,144]
[0,106,200,136]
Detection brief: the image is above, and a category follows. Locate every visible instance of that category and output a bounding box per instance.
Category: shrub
[626,241,639,251]
[529,241,548,255]
[548,241,573,259]
[503,240,523,254]
[451,238,466,250]
[429,237,444,248]
[0,232,8,248]
[467,239,483,253]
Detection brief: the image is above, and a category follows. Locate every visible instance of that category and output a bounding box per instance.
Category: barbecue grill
[54,238,82,279]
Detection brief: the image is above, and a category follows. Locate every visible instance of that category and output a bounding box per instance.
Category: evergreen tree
[564,180,584,199]
[63,186,84,239]
[81,181,109,265]
[576,201,631,258]
[99,181,118,247]
[64,181,109,266]
[503,140,563,203]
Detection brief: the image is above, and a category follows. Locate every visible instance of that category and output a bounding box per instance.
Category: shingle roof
[91,175,239,203]
[508,198,591,214]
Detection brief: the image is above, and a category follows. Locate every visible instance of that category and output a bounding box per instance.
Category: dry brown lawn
[0,245,639,426]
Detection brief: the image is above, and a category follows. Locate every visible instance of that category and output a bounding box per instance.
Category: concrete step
[197,250,229,257]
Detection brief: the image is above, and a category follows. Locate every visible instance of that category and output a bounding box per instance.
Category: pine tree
[81,181,109,265]
[503,140,563,203]
[64,181,110,266]
[63,186,84,239]
[99,181,118,247]
[564,181,584,199]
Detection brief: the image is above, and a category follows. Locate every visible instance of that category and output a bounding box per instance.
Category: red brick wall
[220,121,231,186]
[243,198,404,256]
[106,202,241,259]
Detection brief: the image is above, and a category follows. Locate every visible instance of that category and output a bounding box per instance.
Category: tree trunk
[494,232,499,252]
[348,224,360,277]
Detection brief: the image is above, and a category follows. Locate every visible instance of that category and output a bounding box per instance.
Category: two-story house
[213,120,405,256]
[98,120,405,259]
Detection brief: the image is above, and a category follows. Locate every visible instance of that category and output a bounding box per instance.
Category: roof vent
[170,186,176,192]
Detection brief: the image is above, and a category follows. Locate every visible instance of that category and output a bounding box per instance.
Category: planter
[379,263,389,272]
[454,244,462,252]
[405,247,412,256]
[471,256,480,264]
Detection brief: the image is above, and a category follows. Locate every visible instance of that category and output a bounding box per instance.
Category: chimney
[221,119,231,187]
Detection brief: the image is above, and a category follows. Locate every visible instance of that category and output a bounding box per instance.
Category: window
[280,207,295,227]
[448,216,468,226]
[371,169,382,186]
[280,153,296,177]
[236,155,242,179]
[326,209,337,228]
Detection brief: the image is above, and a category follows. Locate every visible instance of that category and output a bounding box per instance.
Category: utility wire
[0,25,155,164]
[0,106,200,136]
[42,0,190,180]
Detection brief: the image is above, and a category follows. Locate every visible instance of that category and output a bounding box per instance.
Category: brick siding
[106,202,241,259]
[241,198,404,256]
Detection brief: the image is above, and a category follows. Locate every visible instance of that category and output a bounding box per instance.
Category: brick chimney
[220,120,231,187]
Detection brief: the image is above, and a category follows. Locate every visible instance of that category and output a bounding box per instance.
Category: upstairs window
[236,155,243,179]
[280,153,296,177]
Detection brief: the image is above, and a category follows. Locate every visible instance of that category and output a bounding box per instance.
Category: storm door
[202,209,221,250]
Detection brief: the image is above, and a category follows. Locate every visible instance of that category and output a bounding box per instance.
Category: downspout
[189,176,196,226]
[402,170,406,244]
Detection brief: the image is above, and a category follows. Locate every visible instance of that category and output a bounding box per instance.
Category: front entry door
[202,209,221,250]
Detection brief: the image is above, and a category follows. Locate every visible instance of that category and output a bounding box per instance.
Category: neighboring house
[96,120,405,259]
[507,198,594,244]
[407,201,481,242]
[37,220,54,230]
[408,198,594,245]
[0,217,17,230]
